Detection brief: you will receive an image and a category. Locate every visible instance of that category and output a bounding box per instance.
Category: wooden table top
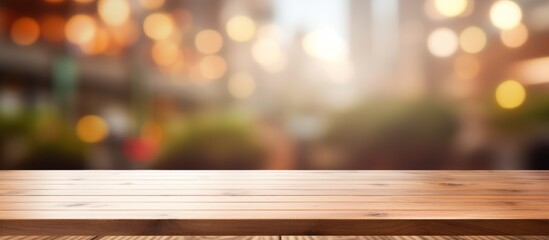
[0,170,548,235]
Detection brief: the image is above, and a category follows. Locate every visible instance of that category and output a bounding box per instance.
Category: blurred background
[0,0,548,170]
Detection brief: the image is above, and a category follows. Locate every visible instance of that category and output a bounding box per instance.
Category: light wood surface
[1,237,547,240]
[0,171,548,235]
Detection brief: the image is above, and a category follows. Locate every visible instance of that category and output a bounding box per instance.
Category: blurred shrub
[324,99,458,169]
[0,111,85,169]
[155,112,265,169]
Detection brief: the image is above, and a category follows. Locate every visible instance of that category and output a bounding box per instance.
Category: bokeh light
[98,0,130,26]
[195,29,223,54]
[143,13,174,40]
[302,30,348,62]
[454,55,480,79]
[252,38,286,73]
[123,137,157,162]
[76,115,109,143]
[459,26,486,54]
[151,40,180,66]
[41,15,65,43]
[80,27,110,55]
[226,15,256,42]
[500,23,528,48]
[490,0,522,30]
[10,17,40,46]
[495,80,526,109]
[199,55,227,80]
[139,0,165,10]
[228,72,255,99]
[65,14,97,45]
[427,28,458,58]
[434,0,467,17]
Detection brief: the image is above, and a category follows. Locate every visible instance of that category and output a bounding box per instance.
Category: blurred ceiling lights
[427,28,458,58]
[495,80,526,109]
[500,23,528,48]
[490,0,522,30]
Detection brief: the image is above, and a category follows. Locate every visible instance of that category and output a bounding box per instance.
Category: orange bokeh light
[11,17,40,46]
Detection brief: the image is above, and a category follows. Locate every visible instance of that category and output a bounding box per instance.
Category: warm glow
[74,0,94,3]
[139,0,165,9]
[459,26,486,54]
[195,29,223,54]
[228,72,255,99]
[65,14,97,45]
[41,15,65,43]
[427,28,458,58]
[76,115,109,143]
[252,38,286,73]
[98,0,130,26]
[495,80,526,109]
[141,121,164,145]
[490,0,522,30]
[143,13,174,40]
[44,0,65,3]
[11,17,40,46]
[434,0,467,17]
[226,15,256,42]
[302,30,348,62]
[110,20,139,48]
[80,28,110,55]
[454,55,480,79]
[151,40,180,66]
[500,23,528,48]
[199,55,227,80]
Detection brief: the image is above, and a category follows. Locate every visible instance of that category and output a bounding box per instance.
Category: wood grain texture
[283,237,549,240]
[0,171,548,235]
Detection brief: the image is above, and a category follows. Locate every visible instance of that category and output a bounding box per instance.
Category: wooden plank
[1,201,548,211]
[1,171,548,235]
[2,183,547,191]
[1,219,548,235]
[1,189,547,196]
[0,237,95,240]
[1,210,549,219]
[2,171,548,180]
[99,237,277,240]
[282,237,549,240]
[0,195,548,203]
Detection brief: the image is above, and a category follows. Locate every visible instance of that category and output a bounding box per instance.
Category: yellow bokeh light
[495,80,526,109]
[151,40,180,66]
[199,55,227,80]
[490,0,522,30]
[76,115,109,143]
[459,26,486,54]
[195,29,223,54]
[226,15,255,42]
[143,13,174,40]
[500,23,528,48]
[139,0,165,10]
[454,55,480,79]
[302,30,348,62]
[228,72,255,99]
[98,0,130,26]
[41,15,65,43]
[11,17,40,46]
[65,14,97,45]
[74,0,94,3]
[427,28,458,58]
[434,0,467,17]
